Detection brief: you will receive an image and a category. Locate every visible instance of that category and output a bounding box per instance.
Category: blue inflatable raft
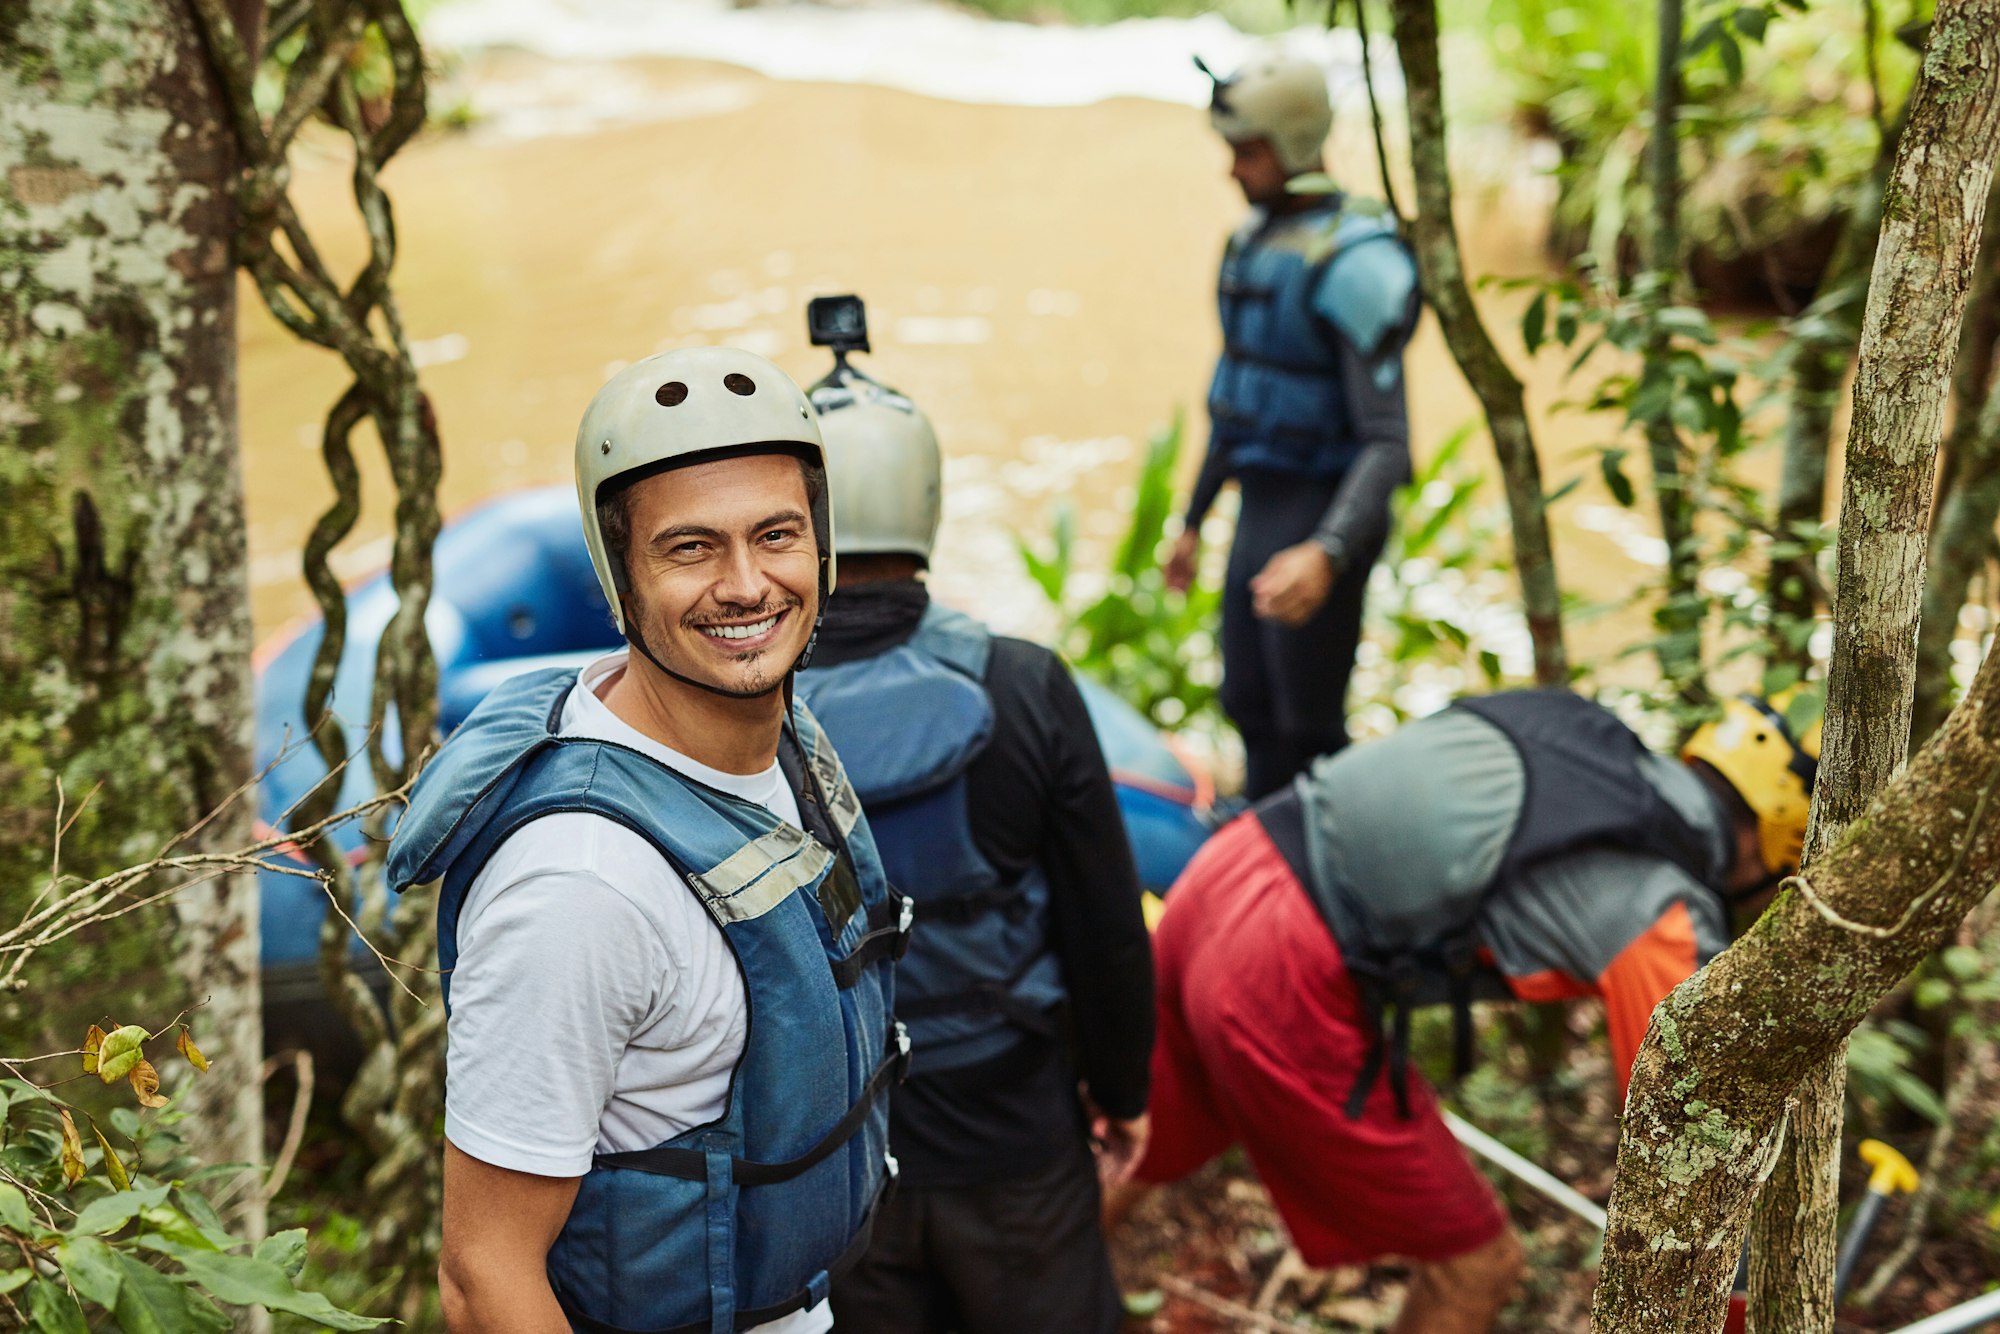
[253,487,1223,1043]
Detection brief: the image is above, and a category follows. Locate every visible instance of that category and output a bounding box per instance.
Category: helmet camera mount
[808,294,881,395]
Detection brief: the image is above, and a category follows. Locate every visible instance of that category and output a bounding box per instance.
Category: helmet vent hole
[655,381,689,407]
[1755,732,1768,742]
[723,373,757,396]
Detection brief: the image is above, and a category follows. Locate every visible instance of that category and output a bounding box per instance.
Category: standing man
[1109,691,1819,1332]
[796,344,1155,1334]
[1166,45,1423,798]
[388,347,907,1334]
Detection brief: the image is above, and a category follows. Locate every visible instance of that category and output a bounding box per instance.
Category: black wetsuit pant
[1221,469,1382,800]
[829,1138,1120,1334]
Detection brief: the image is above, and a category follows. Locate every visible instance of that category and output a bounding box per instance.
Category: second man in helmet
[796,337,1157,1334]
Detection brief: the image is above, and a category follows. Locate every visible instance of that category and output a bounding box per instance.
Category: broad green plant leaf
[170,1251,388,1329]
[0,1182,32,1233]
[28,1277,88,1334]
[56,1235,123,1307]
[73,1184,173,1236]
[256,1229,309,1279]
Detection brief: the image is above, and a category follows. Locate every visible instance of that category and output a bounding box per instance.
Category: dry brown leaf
[175,1026,209,1074]
[127,1060,167,1109]
[57,1110,84,1188]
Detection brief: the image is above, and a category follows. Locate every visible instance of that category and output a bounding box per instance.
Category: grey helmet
[1199,45,1333,176]
[574,346,833,635]
[809,371,942,565]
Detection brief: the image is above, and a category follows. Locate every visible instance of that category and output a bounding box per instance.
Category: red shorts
[1136,812,1508,1268]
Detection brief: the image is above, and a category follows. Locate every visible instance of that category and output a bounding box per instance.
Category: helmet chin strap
[619,556,831,701]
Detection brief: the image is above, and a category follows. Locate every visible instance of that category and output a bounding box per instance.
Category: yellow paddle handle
[1859,1139,1919,1196]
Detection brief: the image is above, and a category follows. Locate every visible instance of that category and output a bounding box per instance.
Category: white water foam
[423,0,1398,112]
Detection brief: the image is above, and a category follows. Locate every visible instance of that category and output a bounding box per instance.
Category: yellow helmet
[1681,692,1823,876]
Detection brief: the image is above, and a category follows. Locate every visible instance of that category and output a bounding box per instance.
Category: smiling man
[388,346,906,1334]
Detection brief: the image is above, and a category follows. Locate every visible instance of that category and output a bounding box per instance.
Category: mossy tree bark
[1592,6,2000,1331]
[1388,0,1568,687]
[0,0,262,1191]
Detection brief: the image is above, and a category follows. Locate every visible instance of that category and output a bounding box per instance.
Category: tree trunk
[1592,7,2000,1330]
[0,0,263,1189]
[1642,0,1705,698]
[1388,0,1569,688]
[1913,210,2000,746]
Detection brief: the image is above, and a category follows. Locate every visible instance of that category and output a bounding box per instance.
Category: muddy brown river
[239,53,1668,679]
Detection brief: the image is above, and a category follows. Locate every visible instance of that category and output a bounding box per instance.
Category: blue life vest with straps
[387,668,910,1334]
[795,604,1068,1076]
[1208,195,1414,481]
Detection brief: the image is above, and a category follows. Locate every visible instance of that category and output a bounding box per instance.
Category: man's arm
[440,1141,581,1334]
[1250,239,1418,624]
[1017,647,1156,1123]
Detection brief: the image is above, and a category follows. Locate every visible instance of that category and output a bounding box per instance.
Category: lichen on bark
[0,0,262,1188]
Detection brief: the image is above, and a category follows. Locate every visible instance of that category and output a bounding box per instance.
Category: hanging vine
[186,0,445,1321]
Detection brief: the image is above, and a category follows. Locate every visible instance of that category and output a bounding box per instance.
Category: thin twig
[1157,1275,1326,1334]
[261,1050,315,1202]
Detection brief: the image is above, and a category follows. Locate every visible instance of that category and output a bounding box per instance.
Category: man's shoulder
[474,811,691,916]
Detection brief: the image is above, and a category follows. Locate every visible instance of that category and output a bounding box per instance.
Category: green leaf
[97,1026,149,1086]
[1521,290,1548,354]
[0,1268,30,1296]
[28,1277,88,1334]
[1718,30,1744,82]
[0,1183,31,1233]
[112,1250,198,1334]
[57,1235,123,1308]
[1123,1290,1166,1318]
[170,1252,388,1329]
[255,1229,309,1280]
[1600,448,1635,507]
[1542,475,1583,508]
[1942,946,1985,982]
[73,1183,173,1236]
[1733,5,1769,40]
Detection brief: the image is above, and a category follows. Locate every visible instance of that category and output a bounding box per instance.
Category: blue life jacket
[387,668,910,1334]
[795,604,1067,1076]
[1207,195,1412,481]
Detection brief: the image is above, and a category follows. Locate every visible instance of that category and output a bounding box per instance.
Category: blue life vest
[796,604,1067,1076]
[387,668,909,1334]
[1207,195,1412,481]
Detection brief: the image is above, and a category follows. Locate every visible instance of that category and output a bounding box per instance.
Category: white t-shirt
[445,649,829,1334]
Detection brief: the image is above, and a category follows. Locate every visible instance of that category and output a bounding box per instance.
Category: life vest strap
[593,1025,910,1187]
[828,892,914,989]
[559,1175,892,1334]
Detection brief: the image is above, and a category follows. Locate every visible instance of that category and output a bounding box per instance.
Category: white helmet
[574,345,833,636]
[1201,46,1332,176]
[811,377,942,563]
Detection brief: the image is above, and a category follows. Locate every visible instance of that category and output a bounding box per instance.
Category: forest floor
[1108,1007,1998,1334]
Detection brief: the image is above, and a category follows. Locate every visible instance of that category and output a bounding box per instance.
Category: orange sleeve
[1597,901,1701,1097]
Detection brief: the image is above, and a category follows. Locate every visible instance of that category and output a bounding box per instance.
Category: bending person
[1111,691,1820,1333]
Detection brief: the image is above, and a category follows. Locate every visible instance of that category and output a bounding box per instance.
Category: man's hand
[1251,541,1339,626]
[440,1140,581,1333]
[1163,530,1200,594]
[1084,1089,1151,1188]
